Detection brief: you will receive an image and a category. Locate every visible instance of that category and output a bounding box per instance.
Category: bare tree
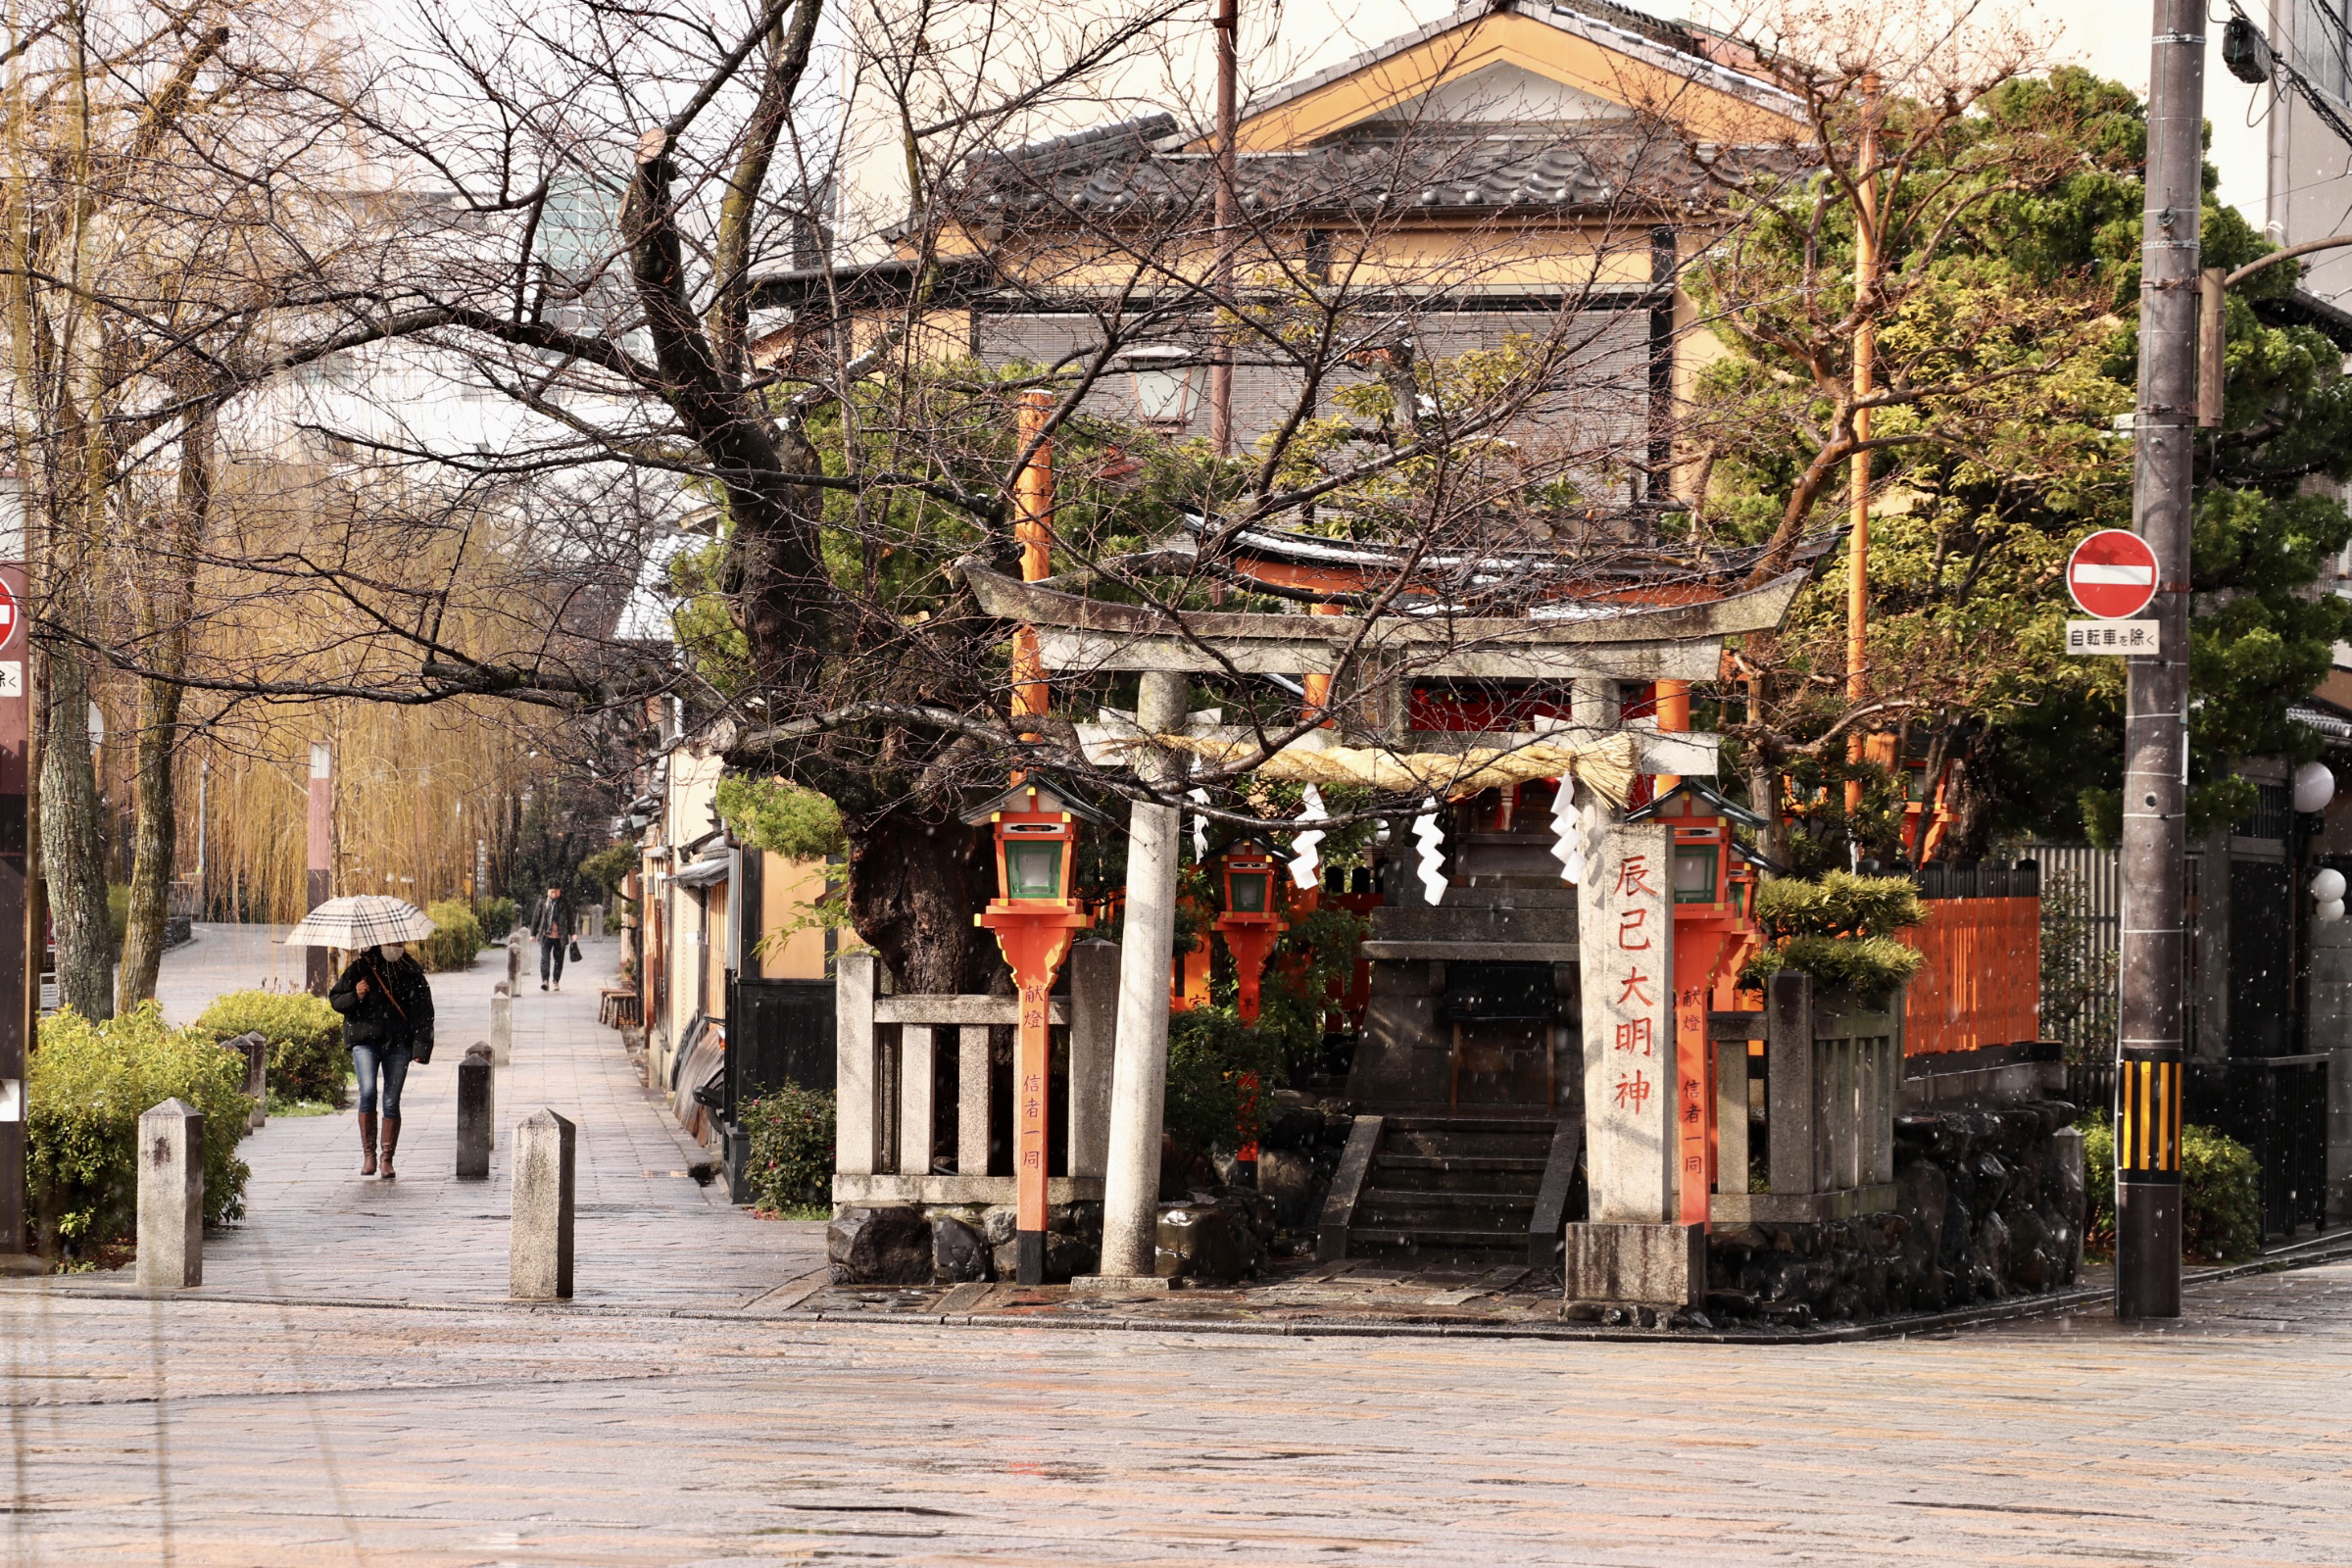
[54,0,1816,989]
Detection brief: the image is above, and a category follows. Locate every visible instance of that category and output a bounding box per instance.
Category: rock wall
[1705,1102,2085,1328]
[827,1201,1104,1285]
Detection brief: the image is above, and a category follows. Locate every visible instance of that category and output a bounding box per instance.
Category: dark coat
[528,893,572,942]
[328,950,436,1052]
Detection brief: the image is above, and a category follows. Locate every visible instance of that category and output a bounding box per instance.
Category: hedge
[30,1004,253,1259]
[476,895,516,942]
[419,900,483,972]
[1164,1006,1291,1159]
[2082,1114,2263,1263]
[738,1084,836,1214]
[194,990,346,1106]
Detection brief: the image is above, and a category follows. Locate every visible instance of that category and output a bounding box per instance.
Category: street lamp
[964,780,1102,1284]
[1118,345,1205,432]
[1212,832,1286,1024]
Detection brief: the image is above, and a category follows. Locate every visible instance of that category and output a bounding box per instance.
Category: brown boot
[359,1112,378,1176]
[378,1114,401,1180]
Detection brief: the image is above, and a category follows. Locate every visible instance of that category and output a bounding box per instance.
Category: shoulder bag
[368,957,434,1064]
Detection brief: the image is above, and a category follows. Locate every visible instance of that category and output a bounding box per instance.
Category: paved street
[3,926,2348,1564]
[142,925,824,1311]
[5,1262,2352,1565]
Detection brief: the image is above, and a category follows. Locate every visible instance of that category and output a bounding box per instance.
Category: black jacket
[528,894,572,942]
[328,952,436,1051]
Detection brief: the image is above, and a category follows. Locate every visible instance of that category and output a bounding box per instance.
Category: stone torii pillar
[1099,669,1187,1280]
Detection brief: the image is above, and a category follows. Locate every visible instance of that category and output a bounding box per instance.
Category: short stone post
[457,1045,495,1180]
[507,931,522,989]
[2052,1124,2086,1282]
[510,1108,576,1299]
[489,983,514,1066]
[136,1100,204,1289]
[223,1031,269,1131]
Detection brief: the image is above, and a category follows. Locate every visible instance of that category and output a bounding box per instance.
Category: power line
[2226,2,2352,153]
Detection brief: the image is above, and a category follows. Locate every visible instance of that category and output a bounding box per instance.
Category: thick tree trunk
[845,808,998,994]
[1748,760,1783,868]
[114,674,181,1010]
[116,399,208,1011]
[38,646,112,1019]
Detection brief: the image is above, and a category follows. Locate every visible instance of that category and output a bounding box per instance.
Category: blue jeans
[353,1042,414,1117]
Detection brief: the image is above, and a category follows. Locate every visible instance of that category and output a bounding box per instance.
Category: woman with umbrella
[289,897,438,1179]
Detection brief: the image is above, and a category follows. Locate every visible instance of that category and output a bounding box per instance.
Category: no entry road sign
[2067,529,2159,619]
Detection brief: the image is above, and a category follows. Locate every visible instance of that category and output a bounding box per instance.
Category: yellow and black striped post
[2115,1053,2184,1315]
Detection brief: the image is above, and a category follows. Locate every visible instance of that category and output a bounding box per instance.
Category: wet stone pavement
[3,924,2351,1562]
[126,924,826,1312]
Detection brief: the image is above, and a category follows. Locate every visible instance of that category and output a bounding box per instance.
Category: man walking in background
[530,884,573,992]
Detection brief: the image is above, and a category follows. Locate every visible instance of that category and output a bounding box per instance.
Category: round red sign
[0,578,16,649]
[2066,529,2159,619]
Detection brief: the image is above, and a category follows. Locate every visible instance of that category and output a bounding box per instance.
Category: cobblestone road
[2,927,2346,1565]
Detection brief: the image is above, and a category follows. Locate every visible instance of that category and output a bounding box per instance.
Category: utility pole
[1206,0,1238,456]
[2116,0,2203,1319]
[1844,79,1880,818]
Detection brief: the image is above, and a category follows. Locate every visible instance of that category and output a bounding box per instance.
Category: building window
[1304,228,1333,281]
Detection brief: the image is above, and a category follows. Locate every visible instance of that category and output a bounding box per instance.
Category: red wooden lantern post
[1212,836,1285,1023]
[1628,780,1770,1231]
[967,782,1094,1284]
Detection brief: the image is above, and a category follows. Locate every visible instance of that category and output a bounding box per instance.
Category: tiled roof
[960,123,1774,222]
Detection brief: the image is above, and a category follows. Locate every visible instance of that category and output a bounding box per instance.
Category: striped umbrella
[282,895,436,952]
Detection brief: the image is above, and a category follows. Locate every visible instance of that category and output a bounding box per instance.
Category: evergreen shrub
[1163,1006,1291,1159]
[1740,871,1930,997]
[195,990,346,1105]
[739,1083,836,1214]
[420,901,483,971]
[2081,1114,2262,1262]
[476,895,517,941]
[29,1004,253,1258]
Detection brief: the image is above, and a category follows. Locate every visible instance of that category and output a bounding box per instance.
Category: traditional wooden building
[936,0,1805,507]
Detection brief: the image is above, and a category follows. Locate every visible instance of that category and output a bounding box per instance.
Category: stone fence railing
[1707,972,1901,1225]
[833,944,1120,1210]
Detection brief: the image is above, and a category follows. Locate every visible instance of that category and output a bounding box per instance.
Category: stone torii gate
[957,560,1807,1289]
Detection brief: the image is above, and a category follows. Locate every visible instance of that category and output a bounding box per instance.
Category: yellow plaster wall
[1221,13,1799,152]
[757,851,836,981]
[989,220,1659,297]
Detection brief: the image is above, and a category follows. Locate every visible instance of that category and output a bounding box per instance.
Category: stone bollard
[507,931,522,989]
[489,984,513,1066]
[2052,1125,2086,1283]
[222,1031,269,1131]
[510,1108,576,1299]
[456,1045,496,1180]
[136,1100,205,1289]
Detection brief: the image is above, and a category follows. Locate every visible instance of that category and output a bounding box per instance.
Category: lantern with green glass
[1212,832,1287,1023]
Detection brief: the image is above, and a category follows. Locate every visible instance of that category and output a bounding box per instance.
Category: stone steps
[1338,1113,1569,1267]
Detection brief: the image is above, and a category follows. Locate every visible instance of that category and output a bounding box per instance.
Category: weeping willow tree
[100,444,636,946]
[172,700,554,924]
